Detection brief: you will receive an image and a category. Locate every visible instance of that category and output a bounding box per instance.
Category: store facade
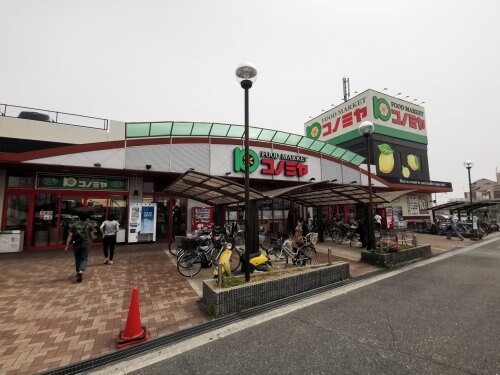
[0,101,452,250]
[305,89,452,228]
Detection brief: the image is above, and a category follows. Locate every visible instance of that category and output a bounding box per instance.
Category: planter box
[202,262,350,317]
[361,245,432,268]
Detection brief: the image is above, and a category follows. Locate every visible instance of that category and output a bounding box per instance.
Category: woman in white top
[100,216,120,264]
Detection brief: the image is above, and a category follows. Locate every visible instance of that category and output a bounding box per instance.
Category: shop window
[5,195,29,230]
[8,176,34,188]
[109,195,128,225]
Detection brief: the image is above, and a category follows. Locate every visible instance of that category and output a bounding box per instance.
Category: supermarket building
[0,90,452,251]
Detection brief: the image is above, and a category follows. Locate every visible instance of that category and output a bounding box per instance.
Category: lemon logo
[373,96,391,121]
[306,122,322,140]
[378,143,395,174]
[234,147,259,173]
[402,166,410,178]
[407,154,420,171]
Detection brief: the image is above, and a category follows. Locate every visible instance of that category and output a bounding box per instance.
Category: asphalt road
[117,235,500,374]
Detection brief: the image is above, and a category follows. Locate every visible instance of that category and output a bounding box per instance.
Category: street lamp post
[358,121,375,250]
[236,62,257,282]
[464,160,476,240]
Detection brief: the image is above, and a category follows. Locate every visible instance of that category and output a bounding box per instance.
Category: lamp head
[236,62,257,88]
[358,121,374,137]
[463,160,474,169]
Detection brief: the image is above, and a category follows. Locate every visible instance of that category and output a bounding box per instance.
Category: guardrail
[0,103,108,130]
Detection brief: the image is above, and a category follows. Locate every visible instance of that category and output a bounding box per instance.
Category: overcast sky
[1,0,499,202]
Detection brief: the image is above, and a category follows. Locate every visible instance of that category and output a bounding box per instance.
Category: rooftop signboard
[304,89,427,145]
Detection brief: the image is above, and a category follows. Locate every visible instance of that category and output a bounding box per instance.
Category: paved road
[99,235,500,375]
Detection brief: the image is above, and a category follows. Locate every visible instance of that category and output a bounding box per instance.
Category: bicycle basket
[181,238,198,252]
[306,232,318,245]
[282,239,294,253]
[174,236,187,248]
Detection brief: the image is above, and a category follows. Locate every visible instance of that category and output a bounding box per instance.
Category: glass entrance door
[33,192,61,247]
[152,194,171,242]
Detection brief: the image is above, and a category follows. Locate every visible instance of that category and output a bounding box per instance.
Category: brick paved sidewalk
[0,232,477,374]
[0,243,208,375]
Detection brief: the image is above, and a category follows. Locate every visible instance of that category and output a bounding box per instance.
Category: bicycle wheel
[168,239,177,256]
[177,252,202,277]
[176,248,186,261]
[230,248,242,273]
[331,228,341,242]
[336,231,346,244]
[281,240,293,269]
[259,234,271,251]
[303,246,317,266]
[267,248,288,270]
[234,231,245,246]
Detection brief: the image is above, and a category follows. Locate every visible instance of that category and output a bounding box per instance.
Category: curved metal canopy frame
[163,169,266,206]
[262,183,397,207]
[163,170,413,208]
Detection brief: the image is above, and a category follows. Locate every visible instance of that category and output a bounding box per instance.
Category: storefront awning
[163,170,266,206]
[164,170,423,208]
[263,183,392,207]
[430,199,500,213]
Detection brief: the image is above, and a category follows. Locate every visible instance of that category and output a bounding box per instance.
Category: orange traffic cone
[117,287,149,349]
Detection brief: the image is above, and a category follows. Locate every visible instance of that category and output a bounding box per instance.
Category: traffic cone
[117,287,149,349]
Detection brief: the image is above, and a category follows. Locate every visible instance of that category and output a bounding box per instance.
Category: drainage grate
[40,268,388,375]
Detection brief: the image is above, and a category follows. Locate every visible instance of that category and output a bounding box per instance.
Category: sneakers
[108,260,113,265]
[104,258,109,264]
[76,272,83,283]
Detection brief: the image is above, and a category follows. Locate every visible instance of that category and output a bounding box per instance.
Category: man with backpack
[64,212,96,283]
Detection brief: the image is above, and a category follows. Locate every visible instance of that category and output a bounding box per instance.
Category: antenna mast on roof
[342,77,350,102]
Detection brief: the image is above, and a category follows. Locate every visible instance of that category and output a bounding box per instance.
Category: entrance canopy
[163,170,266,206]
[430,199,500,213]
[164,170,415,207]
[263,184,411,207]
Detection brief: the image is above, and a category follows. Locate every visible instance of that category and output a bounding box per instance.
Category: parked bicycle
[176,237,243,277]
[176,226,244,277]
[334,223,360,247]
[267,232,317,269]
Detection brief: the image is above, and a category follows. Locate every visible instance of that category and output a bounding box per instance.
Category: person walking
[100,216,120,264]
[374,213,382,232]
[447,214,464,241]
[357,215,368,249]
[64,212,96,283]
[292,217,304,249]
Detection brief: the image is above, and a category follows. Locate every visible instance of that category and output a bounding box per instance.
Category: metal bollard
[328,247,331,265]
[218,263,223,287]
[412,233,417,246]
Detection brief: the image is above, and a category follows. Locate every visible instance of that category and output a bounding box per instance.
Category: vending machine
[128,203,157,243]
[191,206,213,230]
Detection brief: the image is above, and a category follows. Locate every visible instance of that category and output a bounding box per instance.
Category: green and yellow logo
[234,147,259,173]
[373,96,391,122]
[306,122,322,140]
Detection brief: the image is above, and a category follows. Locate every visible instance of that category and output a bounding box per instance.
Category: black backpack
[72,224,87,244]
